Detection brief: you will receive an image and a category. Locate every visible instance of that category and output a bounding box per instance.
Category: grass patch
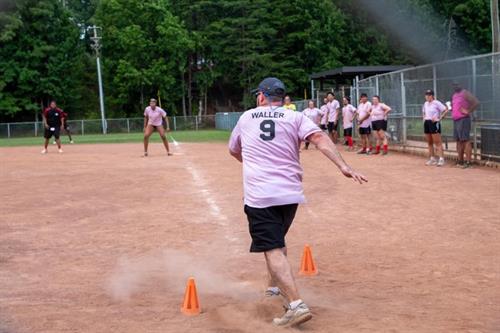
[0,130,231,147]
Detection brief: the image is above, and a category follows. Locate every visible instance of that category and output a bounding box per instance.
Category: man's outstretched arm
[307,131,368,184]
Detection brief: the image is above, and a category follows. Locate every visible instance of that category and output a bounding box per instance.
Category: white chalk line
[174,142,238,243]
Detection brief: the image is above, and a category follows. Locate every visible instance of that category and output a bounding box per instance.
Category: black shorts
[44,126,61,139]
[371,120,387,131]
[343,127,353,137]
[244,204,298,252]
[327,122,338,133]
[424,120,441,134]
[319,124,327,131]
[359,126,371,135]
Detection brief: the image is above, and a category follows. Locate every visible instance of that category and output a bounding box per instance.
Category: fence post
[126,118,130,133]
[195,116,199,131]
[400,72,407,146]
[7,123,11,138]
[472,58,478,160]
[432,65,437,97]
[375,76,379,96]
[34,122,37,137]
[173,117,177,131]
[81,120,84,136]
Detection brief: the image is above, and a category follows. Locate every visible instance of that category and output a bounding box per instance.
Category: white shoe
[52,141,56,145]
[273,302,312,327]
[265,287,281,297]
[70,140,74,144]
[425,158,437,166]
[41,149,47,154]
[437,158,445,167]
[58,149,63,153]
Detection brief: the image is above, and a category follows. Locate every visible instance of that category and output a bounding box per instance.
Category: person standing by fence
[326,92,340,143]
[357,93,372,154]
[422,90,448,166]
[370,96,391,155]
[319,98,328,131]
[283,95,297,111]
[451,82,479,169]
[143,98,172,157]
[342,96,356,151]
[302,100,323,150]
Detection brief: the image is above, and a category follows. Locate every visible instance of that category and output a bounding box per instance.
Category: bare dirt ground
[1,142,499,333]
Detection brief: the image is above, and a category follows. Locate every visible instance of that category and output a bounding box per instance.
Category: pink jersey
[229,106,321,208]
[357,101,372,128]
[451,90,470,121]
[422,100,446,120]
[303,107,322,125]
[370,103,388,121]
[342,104,356,129]
[144,106,166,126]
[320,105,328,125]
[327,100,340,123]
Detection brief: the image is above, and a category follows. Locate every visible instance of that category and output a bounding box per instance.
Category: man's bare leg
[266,247,287,296]
[464,140,472,162]
[264,248,299,303]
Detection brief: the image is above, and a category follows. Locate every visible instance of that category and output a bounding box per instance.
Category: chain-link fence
[0,115,217,138]
[352,52,500,160]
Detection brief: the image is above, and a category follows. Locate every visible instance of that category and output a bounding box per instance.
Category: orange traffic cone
[181,277,201,315]
[299,245,318,276]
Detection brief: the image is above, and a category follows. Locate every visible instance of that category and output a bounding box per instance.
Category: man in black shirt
[41,101,64,154]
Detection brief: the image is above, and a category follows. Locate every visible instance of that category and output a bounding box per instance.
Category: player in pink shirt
[342,96,357,151]
[319,98,328,131]
[326,92,341,143]
[302,100,323,150]
[229,77,367,327]
[370,96,391,155]
[422,89,448,166]
[143,98,172,157]
[356,93,373,154]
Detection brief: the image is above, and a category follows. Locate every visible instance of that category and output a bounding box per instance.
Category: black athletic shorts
[359,126,371,135]
[44,126,61,139]
[371,120,387,131]
[424,120,441,134]
[244,204,298,252]
[453,117,471,141]
[344,127,353,137]
[327,121,338,133]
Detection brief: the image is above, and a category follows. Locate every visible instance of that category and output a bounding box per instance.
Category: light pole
[492,0,500,53]
[88,25,107,134]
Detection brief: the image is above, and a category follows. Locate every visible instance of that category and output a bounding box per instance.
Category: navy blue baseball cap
[251,77,286,97]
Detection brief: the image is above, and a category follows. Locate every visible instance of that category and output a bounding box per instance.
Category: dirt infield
[1,142,499,333]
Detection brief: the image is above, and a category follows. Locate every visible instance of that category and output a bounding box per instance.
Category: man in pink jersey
[302,100,322,150]
[319,97,328,131]
[451,82,479,168]
[356,93,373,154]
[326,92,341,143]
[143,98,172,157]
[229,77,367,327]
[342,96,357,151]
[370,96,391,155]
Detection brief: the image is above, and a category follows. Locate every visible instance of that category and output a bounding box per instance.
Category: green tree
[94,0,194,117]
[0,0,86,121]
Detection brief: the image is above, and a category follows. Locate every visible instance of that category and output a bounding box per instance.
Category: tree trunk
[181,72,187,117]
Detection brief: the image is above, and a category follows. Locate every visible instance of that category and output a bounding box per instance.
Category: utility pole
[492,0,500,53]
[88,25,107,134]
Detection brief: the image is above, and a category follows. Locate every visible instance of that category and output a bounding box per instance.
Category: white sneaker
[425,158,437,166]
[272,302,312,327]
[58,149,63,153]
[70,140,74,144]
[437,158,445,167]
[265,287,281,297]
[41,149,47,154]
[52,141,56,145]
